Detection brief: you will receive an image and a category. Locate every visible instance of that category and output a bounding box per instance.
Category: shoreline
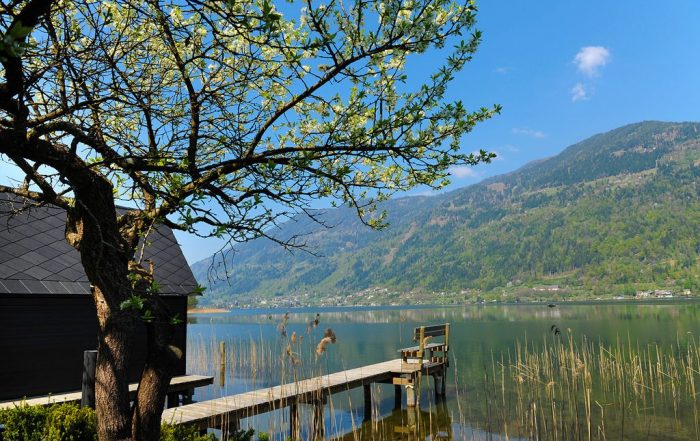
[191,296,700,315]
[187,308,230,314]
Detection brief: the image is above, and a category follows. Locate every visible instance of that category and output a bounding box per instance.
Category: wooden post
[363,384,372,422]
[166,392,179,408]
[289,400,300,440]
[433,368,446,399]
[406,373,421,407]
[439,370,446,396]
[311,398,325,441]
[81,350,97,408]
[219,341,226,387]
[405,384,416,407]
[406,405,417,430]
[394,385,402,410]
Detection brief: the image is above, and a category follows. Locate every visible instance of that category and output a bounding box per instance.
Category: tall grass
[483,332,700,441]
[186,320,700,441]
[186,318,355,439]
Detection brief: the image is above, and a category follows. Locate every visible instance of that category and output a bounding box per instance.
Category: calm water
[186,301,700,440]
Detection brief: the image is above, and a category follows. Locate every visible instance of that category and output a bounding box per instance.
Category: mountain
[191,121,700,306]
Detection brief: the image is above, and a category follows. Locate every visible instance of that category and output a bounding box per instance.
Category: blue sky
[2,1,699,263]
[180,0,700,262]
[425,0,700,191]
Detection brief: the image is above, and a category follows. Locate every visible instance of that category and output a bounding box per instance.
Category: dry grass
[186,319,700,441]
[481,332,700,440]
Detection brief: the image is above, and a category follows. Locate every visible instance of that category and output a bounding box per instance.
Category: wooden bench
[396,323,450,404]
[0,375,213,410]
[398,323,450,366]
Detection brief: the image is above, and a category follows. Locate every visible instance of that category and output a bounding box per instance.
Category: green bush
[159,423,218,441]
[0,402,97,441]
[230,428,255,441]
[0,402,48,441]
[45,404,96,441]
[0,403,229,441]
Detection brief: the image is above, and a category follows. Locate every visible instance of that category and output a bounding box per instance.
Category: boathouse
[0,194,197,401]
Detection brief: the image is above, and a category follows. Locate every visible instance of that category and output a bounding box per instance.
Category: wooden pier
[163,359,446,439]
[163,324,450,440]
[0,375,214,410]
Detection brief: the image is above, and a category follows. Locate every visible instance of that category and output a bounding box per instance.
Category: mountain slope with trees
[193,121,700,305]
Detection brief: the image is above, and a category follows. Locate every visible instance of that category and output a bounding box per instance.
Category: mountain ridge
[192,121,700,306]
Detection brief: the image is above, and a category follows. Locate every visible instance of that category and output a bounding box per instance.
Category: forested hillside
[192,121,700,305]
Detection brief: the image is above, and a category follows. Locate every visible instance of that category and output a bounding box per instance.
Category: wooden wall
[0,294,187,401]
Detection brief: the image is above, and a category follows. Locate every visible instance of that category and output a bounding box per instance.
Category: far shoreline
[187,308,231,314]
[189,296,700,315]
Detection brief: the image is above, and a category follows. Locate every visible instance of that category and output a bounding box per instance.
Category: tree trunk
[93,284,137,441]
[132,298,182,441]
[64,193,148,440]
[66,197,137,441]
[63,180,178,440]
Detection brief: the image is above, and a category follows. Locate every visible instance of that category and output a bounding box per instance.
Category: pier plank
[0,375,213,410]
[161,358,446,429]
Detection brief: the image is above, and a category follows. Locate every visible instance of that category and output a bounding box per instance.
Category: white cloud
[571,82,588,102]
[449,165,480,179]
[494,66,511,74]
[573,46,610,77]
[512,128,546,138]
[490,150,505,161]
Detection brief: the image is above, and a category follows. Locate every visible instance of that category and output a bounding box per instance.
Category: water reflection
[188,300,700,327]
[187,301,700,440]
[337,401,453,441]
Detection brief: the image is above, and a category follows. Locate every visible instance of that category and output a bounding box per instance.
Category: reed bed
[186,318,360,439]
[186,317,700,441]
[477,332,700,441]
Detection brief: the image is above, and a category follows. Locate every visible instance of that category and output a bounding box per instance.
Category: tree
[0,0,498,439]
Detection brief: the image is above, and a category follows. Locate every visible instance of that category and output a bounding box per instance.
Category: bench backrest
[399,323,450,365]
[413,323,449,348]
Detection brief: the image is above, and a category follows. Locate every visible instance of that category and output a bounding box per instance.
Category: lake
[186,301,700,440]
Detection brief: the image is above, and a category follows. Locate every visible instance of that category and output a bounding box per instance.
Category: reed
[492,332,700,440]
[186,315,355,439]
[186,316,700,441]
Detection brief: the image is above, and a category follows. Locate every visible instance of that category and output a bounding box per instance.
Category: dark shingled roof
[0,193,197,296]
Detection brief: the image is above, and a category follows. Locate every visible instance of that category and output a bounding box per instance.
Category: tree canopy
[1,0,496,244]
[0,0,497,439]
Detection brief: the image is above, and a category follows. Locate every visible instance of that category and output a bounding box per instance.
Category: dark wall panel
[0,295,187,401]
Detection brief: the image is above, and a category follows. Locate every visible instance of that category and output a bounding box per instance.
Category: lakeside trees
[0,0,496,439]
